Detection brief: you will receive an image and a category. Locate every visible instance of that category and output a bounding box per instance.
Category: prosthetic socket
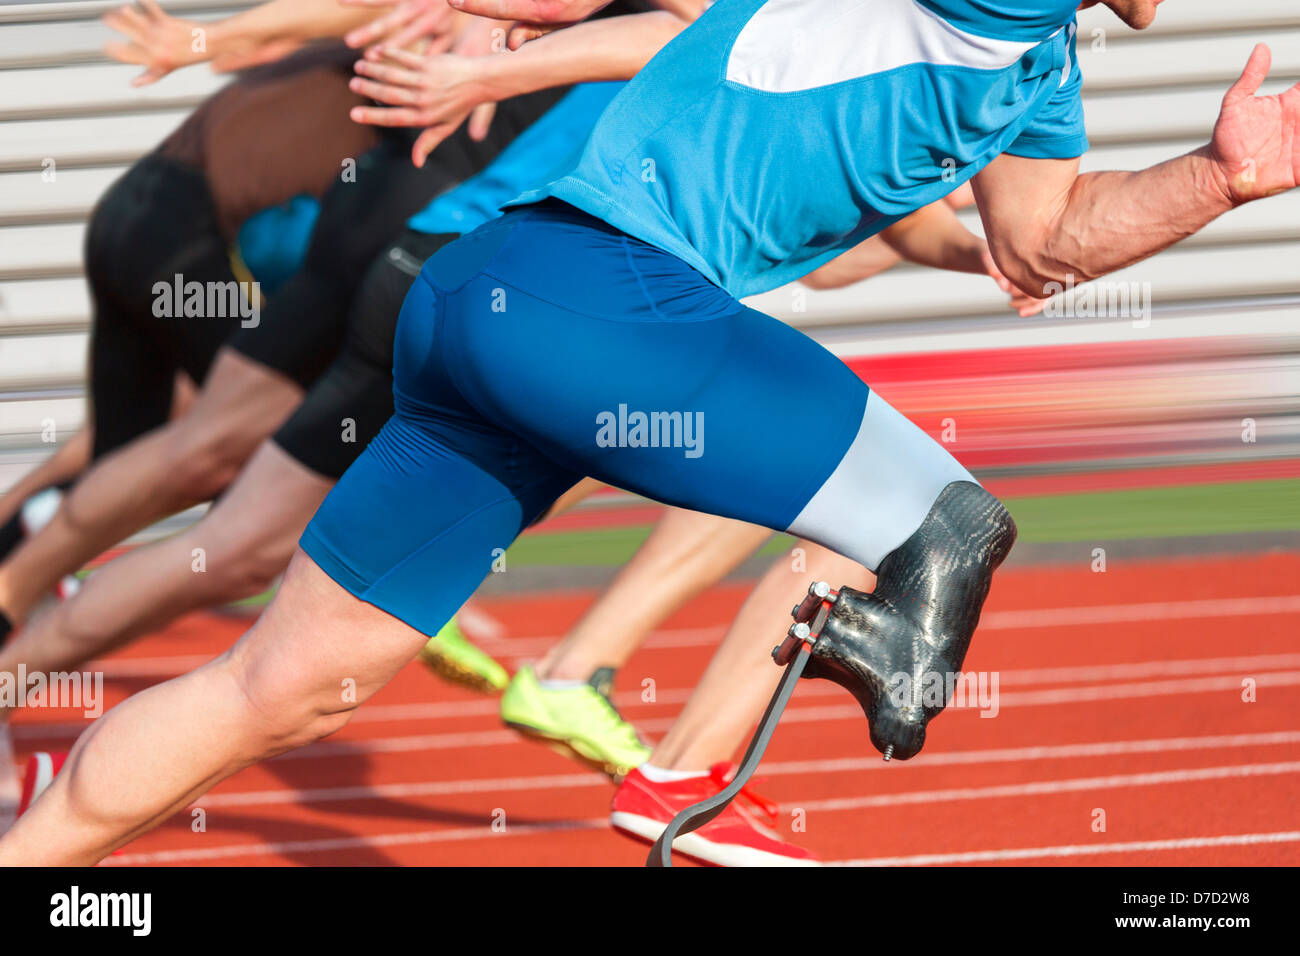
[781,480,1017,760]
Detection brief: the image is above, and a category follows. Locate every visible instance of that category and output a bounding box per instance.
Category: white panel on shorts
[786,390,977,570]
[725,0,1045,94]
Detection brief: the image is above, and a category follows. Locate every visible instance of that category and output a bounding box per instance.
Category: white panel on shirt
[725,0,1046,93]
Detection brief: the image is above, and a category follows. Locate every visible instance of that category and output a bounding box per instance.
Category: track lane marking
[199,739,1300,808]
[81,593,1300,678]
[107,762,1300,864]
[17,667,1300,746]
[829,830,1300,866]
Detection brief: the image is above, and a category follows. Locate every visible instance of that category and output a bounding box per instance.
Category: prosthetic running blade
[646,481,1016,867]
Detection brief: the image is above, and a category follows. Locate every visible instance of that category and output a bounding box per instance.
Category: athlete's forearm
[879,201,987,275]
[209,0,387,51]
[474,10,687,100]
[996,146,1235,294]
[799,237,901,290]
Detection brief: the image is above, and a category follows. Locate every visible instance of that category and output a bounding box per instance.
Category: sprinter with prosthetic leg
[3,0,1296,866]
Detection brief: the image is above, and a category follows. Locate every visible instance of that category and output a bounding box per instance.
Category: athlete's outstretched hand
[350,48,493,165]
[1209,44,1300,204]
[103,0,212,85]
[342,0,458,54]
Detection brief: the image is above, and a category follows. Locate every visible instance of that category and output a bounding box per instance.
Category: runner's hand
[343,0,458,54]
[350,48,492,165]
[102,0,209,86]
[1208,44,1300,204]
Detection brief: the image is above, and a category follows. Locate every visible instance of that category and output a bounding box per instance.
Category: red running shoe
[610,763,819,867]
[17,751,66,817]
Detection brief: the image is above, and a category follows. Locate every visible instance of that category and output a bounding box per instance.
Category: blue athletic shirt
[510,0,1087,298]
[407,82,625,235]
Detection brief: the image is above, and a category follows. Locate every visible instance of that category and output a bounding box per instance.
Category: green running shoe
[419,616,509,694]
[501,665,652,780]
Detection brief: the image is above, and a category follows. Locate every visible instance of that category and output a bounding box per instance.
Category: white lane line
[763,669,1300,725]
[977,595,1300,631]
[762,729,1300,774]
[334,652,1300,719]
[103,818,610,866]
[83,650,1300,717]
[999,652,1300,685]
[80,592,1300,682]
[270,723,1300,767]
[112,763,1300,865]
[470,595,1300,659]
[829,831,1300,867]
[203,770,608,807]
[991,669,1300,707]
[89,594,1298,679]
[18,663,1300,747]
[799,760,1300,814]
[206,735,1300,809]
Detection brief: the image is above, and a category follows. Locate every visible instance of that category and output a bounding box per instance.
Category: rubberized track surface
[10,550,1299,866]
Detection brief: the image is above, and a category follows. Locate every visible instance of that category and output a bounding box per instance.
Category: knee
[225,647,357,755]
[194,532,291,604]
[162,426,248,501]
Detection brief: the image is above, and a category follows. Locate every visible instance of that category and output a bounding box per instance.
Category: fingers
[353,57,425,87]
[1223,43,1271,107]
[413,125,453,166]
[103,4,149,38]
[103,41,150,65]
[446,0,533,16]
[138,0,166,21]
[1279,77,1300,116]
[132,66,169,87]
[382,45,433,68]
[446,0,601,21]
[423,30,458,56]
[1011,291,1048,317]
[345,2,422,48]
[468,101,496,140]
[347,0,456,49]
[349,75,423,105]
[388,5,457,48]
[506,22,553,49]
[350,103,430,127]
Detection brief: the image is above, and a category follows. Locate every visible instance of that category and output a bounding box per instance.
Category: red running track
[9,551,1300,866]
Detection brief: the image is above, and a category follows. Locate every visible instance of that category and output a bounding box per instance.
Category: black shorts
[225,86,568,389]
[85,155,245,459]
[270,229,457,478]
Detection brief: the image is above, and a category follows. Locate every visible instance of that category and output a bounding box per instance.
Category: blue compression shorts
[301,201,973,636]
